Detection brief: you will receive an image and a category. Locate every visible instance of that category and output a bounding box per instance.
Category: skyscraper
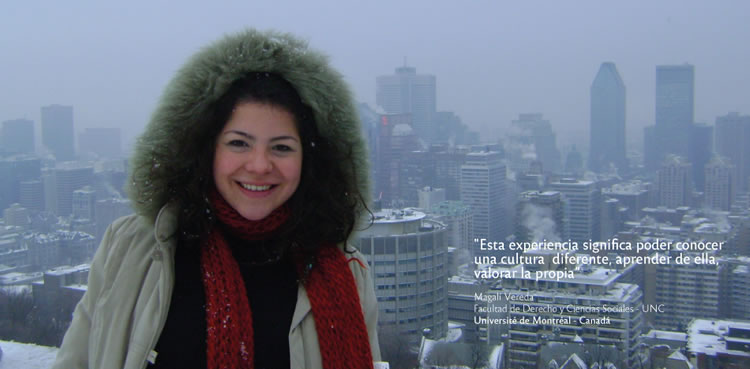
[376,66,436,143]
[656,155,692,208]
[508,113,561,173]
[689,123,713,190]
[655,252,721,331]
[400,150,437,207]
[54,163,94,216]
[72,186,97,219]
[704,156,735,211]
[1,119,34,154]
[19,180,44,212]
[0,156,42,211]
[374,113,418,206]
[645,65,695,169]
[589,62,626,173]
[715,112,750,193]
[41,104,75,161]
[549,178,601,243]
[460,151,506,250]
[656,65,694,131]
[433,144,469,201]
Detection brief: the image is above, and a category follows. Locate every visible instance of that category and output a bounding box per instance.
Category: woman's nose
[245,149,273,173]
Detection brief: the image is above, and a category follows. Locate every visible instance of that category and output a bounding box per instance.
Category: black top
[149,236,298,369]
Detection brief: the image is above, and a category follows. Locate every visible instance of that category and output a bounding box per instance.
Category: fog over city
[2,0,749,151]
[4,2,750,368]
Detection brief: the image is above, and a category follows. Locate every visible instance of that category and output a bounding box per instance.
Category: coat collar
[291,286,312,330]
[154,202,179,244]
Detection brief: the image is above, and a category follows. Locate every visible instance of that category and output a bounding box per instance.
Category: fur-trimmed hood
[126,29,370,223]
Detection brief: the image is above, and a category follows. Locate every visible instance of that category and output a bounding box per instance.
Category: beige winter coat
[52,203,381,369]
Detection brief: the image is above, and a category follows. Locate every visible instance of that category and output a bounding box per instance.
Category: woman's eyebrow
[223,130,254,140]
[270,136,300,142]
[224,130,299,143]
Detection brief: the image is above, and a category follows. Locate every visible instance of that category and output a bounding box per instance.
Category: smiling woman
[51,30,381,369]
[213,102,303,222]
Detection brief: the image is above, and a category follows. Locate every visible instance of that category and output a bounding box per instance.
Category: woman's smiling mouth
[239,183,273,191]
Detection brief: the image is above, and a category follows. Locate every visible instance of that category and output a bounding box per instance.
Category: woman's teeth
[241,184,271,191]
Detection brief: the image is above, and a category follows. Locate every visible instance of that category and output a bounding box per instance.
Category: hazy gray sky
[2,0,749,153]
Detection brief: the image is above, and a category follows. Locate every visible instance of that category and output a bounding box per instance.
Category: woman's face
[213,102,303,221]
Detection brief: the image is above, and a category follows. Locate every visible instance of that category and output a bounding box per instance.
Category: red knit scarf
[200,192,373,369]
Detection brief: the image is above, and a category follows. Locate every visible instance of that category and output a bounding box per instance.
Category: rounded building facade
[357,208,448,343]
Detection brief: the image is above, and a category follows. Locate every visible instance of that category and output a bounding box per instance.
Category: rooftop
[46,264,90,277]
[372,208,426,223]
[643,329,688,342]
[688,319,750,358]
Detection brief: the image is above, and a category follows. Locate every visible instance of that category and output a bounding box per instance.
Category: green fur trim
[126,29,371,223]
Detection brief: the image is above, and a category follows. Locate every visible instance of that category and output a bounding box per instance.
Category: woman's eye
[273,144,294,152]
[228,139,248,147]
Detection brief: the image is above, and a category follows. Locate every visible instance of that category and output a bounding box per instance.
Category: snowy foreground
[0,340,58,369]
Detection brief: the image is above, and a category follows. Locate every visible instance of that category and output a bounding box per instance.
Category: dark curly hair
[169,72,368,261]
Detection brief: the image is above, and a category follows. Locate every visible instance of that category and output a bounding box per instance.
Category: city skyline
[2,1,750,152]
[3,3,750,367]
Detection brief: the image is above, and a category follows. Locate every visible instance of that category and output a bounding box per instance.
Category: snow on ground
[0,340,58,369]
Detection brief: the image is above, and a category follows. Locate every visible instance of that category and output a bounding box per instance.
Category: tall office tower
[491,265,643,368]
[433,144,469,201]
[54,163,94,216]
[19,180,44,211]
[376,66,436,143]
[690,123,713,191]
[0,156,42,211]
[374,113,418,207]
[564,146,584,176]
[1,119,34,154]
[460,151,506,250]
[357,208,447,344]
[654,251,721,331]
[656,155,692,208]
[601,197,626,240]
[433,111,476,145]
[78,127,122,158]
[549,178,601,244]
[41,104,75,161]
[357,103,380,169]
[72,186,96,220]
[42,168,57,213]
[645,64,695,170]
[400,150,437,207]
[431,200,472,251]
[508,113,561,173]
[705,156,736,211]
[589,62,627,173]
[515,191,564,243]
[715,112,750,193]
